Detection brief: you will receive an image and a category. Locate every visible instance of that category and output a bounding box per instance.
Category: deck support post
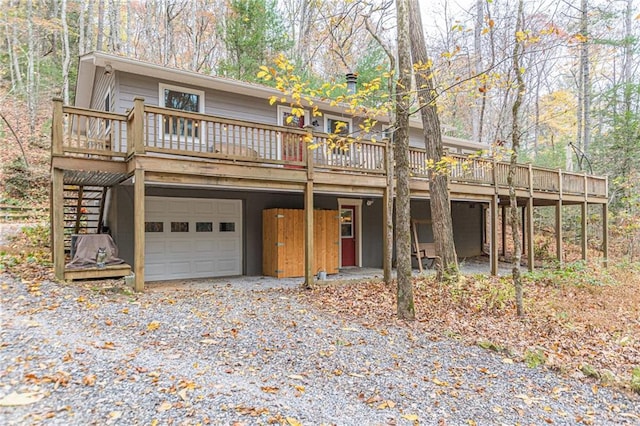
[556,169,563,266]
[526,198,534,272]
[303,131,315,289]
[52,167,65,280]
[602,202,608,267]
[133,168,145,292]
[556,200,563,265]
[500,205,507,257]
[304,181,314,288]
[382,139,393,283]
[581,202,588,262]
[490,195,499,276]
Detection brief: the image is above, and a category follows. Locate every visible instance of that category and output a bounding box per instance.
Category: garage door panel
[194,260,216,273]
[145,197,242,281]
[168,240,194,254]
[193,200,215,214]
[146,239,166,255]
[195,240,215,252]
[217,258,240,274]
[217,201,240,215]
[146,262,167,277]
[167,261,191,274]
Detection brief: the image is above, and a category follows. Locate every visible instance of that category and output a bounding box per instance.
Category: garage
[144,197,242,281]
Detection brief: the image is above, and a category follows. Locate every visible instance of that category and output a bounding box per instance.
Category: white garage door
[144,197,242,281]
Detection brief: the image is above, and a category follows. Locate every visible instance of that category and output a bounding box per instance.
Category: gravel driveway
[1,273,638,425]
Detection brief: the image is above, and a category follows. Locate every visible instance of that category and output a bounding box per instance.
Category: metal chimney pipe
[346,73,357,94]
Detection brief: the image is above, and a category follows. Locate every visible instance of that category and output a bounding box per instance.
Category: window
[325,115,352,153]
[340,209,353,237]
[219,222,236,232]
[159,84,204,138]
[277,105,310,129]
[171,222,189,232]
[104,90,111,131]
[145,222,163,232]
[196,222,213,232]
[325,115,351,136]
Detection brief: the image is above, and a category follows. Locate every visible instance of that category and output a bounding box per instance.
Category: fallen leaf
[147,321,161,331]
[365,394,382,404]
[157,401,172,412]
[432,378,449,386]
[502,358,514,364]
[286,417,302,426]
[0,391,44,406]
[288,374,305,380]
[261,386,279,394]
[377,399,395,409]
[178,388,189,401]
[402,414,419,421]
[109,411,122,419]
[82,374,97,386]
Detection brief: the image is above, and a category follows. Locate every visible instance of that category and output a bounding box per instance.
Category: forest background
[1,0,638,261]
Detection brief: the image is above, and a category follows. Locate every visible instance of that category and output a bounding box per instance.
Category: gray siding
[108,186,483,278]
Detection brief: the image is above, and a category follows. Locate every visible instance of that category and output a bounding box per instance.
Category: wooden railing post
[528,163,534,196]
[131,97,145,155]
[52,98,64,155]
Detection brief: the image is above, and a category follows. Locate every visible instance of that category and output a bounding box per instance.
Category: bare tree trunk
[408,0,459,283]
[96,0,105,51]
[108,0,120,51]
[576,0,591,156]
[26,0,36,134]
[61,0,71,104]
[365,17,395,285]
[78,0,86,54]
[509,0,525,318]
[86,0,95,52]
[395,0,415,321]
[581,0,591,154]
[472,0,483,142]
[125,0,132,55]
[5,1,23,91]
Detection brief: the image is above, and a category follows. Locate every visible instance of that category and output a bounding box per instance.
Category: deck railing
[53,104,128,157]
[52,99,607,199]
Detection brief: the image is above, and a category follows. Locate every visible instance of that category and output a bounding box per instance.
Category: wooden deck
[51,99,607,204]
[50,99,609,290]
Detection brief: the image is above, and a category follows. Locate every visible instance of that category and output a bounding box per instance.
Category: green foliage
[580,363,600,379]
[524,348,546,368]
[477,339,505,353]
[0,224,51,274]
[631,367,640,393]
[524,261,615,288]
[21,223,50,248]
[218,0,291,82]
[475,276,515,312]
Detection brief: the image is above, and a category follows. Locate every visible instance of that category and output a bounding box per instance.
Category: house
[50,51,609,290]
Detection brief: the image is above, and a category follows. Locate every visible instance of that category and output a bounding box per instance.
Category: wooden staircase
[63,185,107,253]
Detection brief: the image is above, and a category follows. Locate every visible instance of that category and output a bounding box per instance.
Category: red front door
[341,206,356,267]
